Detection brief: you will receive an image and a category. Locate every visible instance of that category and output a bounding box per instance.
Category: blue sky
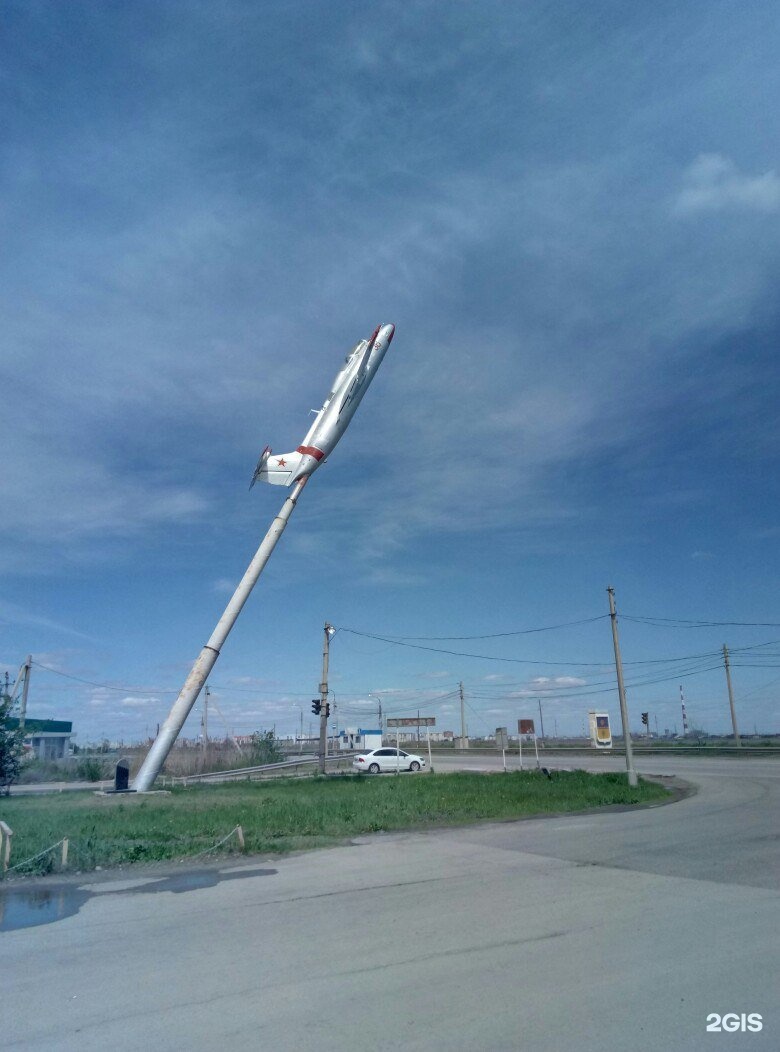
[2,0,779,744]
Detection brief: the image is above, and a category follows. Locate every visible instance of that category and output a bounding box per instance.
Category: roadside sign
[518,719,535,735]
[495,727,508,749]
[386,717,436,727]
[588,711,612,749]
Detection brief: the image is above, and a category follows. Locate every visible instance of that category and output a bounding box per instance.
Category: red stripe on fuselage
[297,445,325,461]
[367,325,381,348]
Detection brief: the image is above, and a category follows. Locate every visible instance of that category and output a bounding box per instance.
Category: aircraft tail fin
[250,447,304,488]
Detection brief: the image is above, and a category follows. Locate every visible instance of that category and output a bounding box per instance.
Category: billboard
[495,727,509,748]
[588,711,612,749]
[518,719,535,735]
[386,717,436,728]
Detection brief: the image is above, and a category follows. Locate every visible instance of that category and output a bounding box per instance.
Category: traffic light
[325,703,331,718]
[311,699,321,715]
[641,712,649,726]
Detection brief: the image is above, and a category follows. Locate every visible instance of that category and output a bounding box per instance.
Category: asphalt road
[1,754,777,1051]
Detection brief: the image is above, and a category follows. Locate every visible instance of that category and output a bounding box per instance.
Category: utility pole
[458,681,468,749]
[318,623,335,774]
[607,587,637,787]
[133,476,309,791]
[722,644,741,748]
[369,693,383,736]
[19,655,32,732]
[537,699,545,739]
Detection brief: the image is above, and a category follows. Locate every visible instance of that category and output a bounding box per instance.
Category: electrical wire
[31,661,179,695]
[336,629,613,667]
[622,615,780,628]
[340,614,609,642]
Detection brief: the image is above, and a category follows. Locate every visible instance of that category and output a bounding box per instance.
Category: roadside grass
[1,770,670,875]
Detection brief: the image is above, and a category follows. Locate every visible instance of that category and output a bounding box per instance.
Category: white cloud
[508,675,587,696]
[674,154,780,214]
[121,695,159,708]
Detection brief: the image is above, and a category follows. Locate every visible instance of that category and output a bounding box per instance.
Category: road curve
[1,755,777,1051]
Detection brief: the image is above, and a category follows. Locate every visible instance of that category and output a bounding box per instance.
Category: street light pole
[318,623,335,774]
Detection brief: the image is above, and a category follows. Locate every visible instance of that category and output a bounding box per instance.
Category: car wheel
[368,763,380,774]
[409,761,421,772]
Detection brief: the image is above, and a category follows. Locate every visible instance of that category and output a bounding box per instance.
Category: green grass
[1,770,670,875]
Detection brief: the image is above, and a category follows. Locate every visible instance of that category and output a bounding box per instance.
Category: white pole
[518,733,523,771]
[502,747,506,772]
[426,726,432,773]
[396,729,401,774]
[134,478,309,791]
[533,733,540,769]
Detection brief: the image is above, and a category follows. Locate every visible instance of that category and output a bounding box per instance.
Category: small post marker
[235,825,245,850]
[61,838,69,869]
[0,822,12,874]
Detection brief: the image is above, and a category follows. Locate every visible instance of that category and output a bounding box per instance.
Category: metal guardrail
[163,746,780,784]
[428,745,780,757]
[160,753,354,786]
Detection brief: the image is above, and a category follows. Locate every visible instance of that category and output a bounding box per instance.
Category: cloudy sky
[2,0,779,744]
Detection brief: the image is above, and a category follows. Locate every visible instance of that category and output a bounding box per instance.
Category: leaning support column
[133,477,309,792]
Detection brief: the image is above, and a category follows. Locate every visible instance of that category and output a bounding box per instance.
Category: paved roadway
[1,754,777,1051]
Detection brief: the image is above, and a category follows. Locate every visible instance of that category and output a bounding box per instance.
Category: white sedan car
[353,748,426,774]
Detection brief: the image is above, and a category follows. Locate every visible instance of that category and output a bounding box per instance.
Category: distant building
[392,730,453,743]
[6,718,73,760]
[338,728,383,752]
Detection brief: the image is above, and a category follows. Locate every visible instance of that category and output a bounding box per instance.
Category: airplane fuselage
[253,323,395,487]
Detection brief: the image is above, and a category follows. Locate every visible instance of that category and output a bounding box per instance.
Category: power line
[342,614,609,641]
[337,629,613,667]
[622,615,780,628]
[32,661,179,695]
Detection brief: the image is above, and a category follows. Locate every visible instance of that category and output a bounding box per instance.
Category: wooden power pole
[607,587,638,787]
[722,644,741,748]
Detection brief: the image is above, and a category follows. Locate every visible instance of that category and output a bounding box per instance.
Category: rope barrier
[7,837,68,873]
[188,825,245,860]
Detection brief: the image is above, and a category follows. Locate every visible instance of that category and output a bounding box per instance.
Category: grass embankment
[1,770,670,875]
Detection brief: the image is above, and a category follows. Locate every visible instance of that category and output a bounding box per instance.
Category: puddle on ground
[0,866,277,932]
